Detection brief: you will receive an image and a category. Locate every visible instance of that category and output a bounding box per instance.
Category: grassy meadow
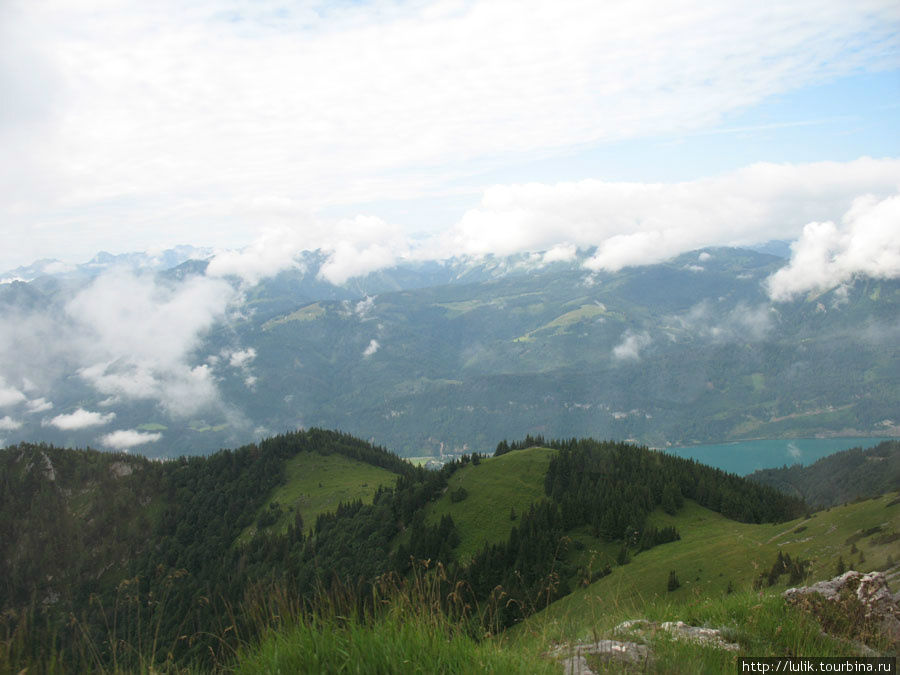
[516,492,899,645]
[237,450,400,542]
[423,447,557,561]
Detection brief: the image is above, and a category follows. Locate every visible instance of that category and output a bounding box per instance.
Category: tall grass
[231,561,559,674]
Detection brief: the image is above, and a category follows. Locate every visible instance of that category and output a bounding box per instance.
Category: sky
[1,0,900,450]
[2,0,899,279]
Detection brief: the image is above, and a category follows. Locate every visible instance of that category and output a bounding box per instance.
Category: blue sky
[324,70,900,230]
[1,0,898,275]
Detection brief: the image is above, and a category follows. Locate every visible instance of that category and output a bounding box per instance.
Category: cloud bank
[767,193,900,301]
[0,267,245,440]
[443,158,900,271]
[2,0,898,269]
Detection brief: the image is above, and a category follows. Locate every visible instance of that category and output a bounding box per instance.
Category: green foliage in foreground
[567,591,880,673]
[234,610,557,675]
[234,568,895,674]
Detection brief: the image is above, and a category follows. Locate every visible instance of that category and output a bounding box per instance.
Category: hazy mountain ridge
[0,245,215,284]
[0,245,897,457]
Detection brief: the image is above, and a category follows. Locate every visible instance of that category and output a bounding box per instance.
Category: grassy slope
[237,451,399,542]
[519,493,900,644]
[424,447,556,562]
[233,457,899,674]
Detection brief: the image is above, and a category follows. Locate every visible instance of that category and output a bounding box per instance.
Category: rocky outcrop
[547,619,739,674]
[616,619,741,651]
[546,640,652,675]
[783,569,900,648]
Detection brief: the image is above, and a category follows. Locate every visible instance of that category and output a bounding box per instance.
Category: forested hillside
[747,439,900,507]
[1,432,806,672]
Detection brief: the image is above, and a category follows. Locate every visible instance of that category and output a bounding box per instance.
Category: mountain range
[0,244,897,458]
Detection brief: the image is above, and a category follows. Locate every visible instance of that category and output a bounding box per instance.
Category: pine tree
[667,570,681,592]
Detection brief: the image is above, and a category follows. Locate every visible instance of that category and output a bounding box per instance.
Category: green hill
[2,432,897,673]
[423,446,556,561]
[525,494,899,641]
[237,449,400,543]
[748,439,900,507]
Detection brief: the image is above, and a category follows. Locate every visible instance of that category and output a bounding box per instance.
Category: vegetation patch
[513,303,607,342]
[262,302,326,330]
[238,449,399,541]
[424,447,556,562]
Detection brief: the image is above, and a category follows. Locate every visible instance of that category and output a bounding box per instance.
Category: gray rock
[784,570,900,645]
[547,639,652,674]
[615,618,740,651]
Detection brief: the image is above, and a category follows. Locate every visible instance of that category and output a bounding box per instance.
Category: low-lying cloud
[206,228,306,286]
[228,348,256,369]
[363,339,380,357]
[317,216,409,286]
[767,193,900,301]
[0,266,251,444]
[190,158,900,288]
[670,302,775,343]
[444,158,900,272]
[613,331,652,361]
[66,270,235,415]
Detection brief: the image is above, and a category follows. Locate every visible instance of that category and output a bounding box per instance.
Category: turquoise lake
[665,437,896,476]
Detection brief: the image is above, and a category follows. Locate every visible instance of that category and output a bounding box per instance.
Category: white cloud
[767,193,900,301]
[206,228,307,285]
[613,330,651,361]
[228,348,257,369]
[2,0,898,270]
[45,408,115,430]
[0,416,22,431]
[0,380,26,407]
[355,296,376,318]
[193,158,900,285]
[99,429,162,450]
[65,270,235,415]
[318,216,409,285]
[543,243,579,264]
[25,397,54,413]
[445,158,900,271]
[363,339,380,357]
